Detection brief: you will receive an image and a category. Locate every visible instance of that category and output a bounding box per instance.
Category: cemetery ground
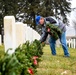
[35,45,76,75]
[0,45,76,75]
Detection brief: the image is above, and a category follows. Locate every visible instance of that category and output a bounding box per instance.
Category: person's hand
[41,42,45,46]
[42,42,44,44]
[47,28,50,32]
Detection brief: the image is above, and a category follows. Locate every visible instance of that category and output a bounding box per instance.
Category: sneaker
[64,55,70,57]
[52,54,56,56]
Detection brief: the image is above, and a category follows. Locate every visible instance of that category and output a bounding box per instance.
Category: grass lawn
[35,45,76,75]
[0,45,76,75]
[0,45,4,58]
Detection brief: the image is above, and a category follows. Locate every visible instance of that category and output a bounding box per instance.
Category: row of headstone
[67,38,76,49]
[4,16,40,54]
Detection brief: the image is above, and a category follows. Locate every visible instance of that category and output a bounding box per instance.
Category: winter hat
[35,15,41,25]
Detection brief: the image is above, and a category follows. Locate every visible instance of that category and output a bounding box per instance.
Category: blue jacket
[40,17,66,43]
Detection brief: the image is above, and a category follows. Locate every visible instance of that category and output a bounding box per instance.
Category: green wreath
[46,24,62,40]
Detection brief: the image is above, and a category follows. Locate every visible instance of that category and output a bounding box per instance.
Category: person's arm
[46,17,57,24]
[40,31,48,43]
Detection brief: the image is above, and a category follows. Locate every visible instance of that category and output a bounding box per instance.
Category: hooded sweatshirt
[40,16,66,43]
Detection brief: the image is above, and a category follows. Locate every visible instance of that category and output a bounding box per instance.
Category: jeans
[49,32,70,56]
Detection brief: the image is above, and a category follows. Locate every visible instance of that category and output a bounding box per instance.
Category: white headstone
[15,22,25,47]
[23,24,27,43]
[32,30,40,41]
[26,26,33,43]
[36,32,40,40]
[73,39,75,49]
[24,25,29,41]
[29,28,33,43]
[32,29,36,41]
[4,16,16,54]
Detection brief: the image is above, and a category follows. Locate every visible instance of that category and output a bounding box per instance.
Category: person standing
[35,15,70,57]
